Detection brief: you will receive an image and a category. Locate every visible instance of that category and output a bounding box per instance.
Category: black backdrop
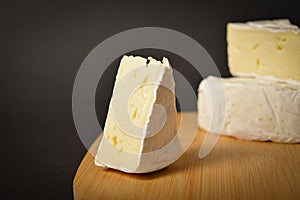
[1,0,299,199]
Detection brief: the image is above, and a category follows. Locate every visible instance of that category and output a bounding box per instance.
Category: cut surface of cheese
[198,76,300,143]
[95,55,180,173]
[227,19,300,83]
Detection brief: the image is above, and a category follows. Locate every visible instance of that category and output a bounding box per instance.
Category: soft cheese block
[198,76,300,143]
[227,19,300,83]
[95,55,180,173]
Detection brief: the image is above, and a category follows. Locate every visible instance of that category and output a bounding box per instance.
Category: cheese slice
[95,55,180,173]
[198,76,300,143]
[227,19,300,83]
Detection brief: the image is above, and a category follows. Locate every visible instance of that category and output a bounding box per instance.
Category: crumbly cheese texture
[227,19,300,83]
[198,76,300,143]
[95,55,178,173]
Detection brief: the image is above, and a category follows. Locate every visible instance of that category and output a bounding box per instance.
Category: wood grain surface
[73,112,300,200]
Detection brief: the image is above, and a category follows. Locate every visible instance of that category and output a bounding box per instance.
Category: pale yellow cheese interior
[103,56,163,154]
[227,20,300,82]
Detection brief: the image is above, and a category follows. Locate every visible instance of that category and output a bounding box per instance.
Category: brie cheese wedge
[95,55,180,173]
[227,19,300,83]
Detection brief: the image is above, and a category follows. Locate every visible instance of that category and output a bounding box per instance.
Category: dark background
[1,0,299,199]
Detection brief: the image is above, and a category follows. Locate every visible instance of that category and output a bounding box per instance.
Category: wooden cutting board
[73,112,300,200]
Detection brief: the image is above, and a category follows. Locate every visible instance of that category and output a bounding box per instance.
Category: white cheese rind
[198,76,300,143]
[233,72,300,86]
[229,19,299,33]
[95,55,178,173]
